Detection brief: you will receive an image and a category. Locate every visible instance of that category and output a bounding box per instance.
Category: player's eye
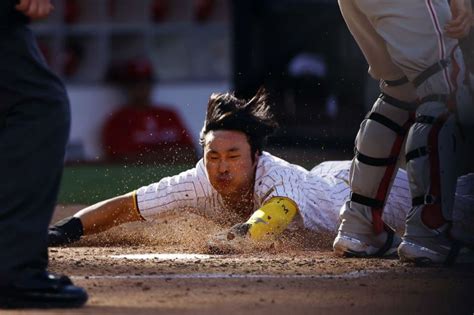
[228,155,240,159]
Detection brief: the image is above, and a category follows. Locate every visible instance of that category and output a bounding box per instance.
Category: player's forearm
[246,197,298,240]
[49,192,143,246]
[208,197,299,254]
[225,197,299,241]
[74,192,143,235]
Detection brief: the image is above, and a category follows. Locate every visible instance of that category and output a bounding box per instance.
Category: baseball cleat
[398,239,448,266]
[400,205,474,266]
[398,237,474,267]
[333,229,401,258]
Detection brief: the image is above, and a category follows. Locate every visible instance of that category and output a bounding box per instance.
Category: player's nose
[217,160,229,173]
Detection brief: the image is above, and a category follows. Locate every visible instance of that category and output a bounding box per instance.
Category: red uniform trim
[421,112,451,228]
[371,114,415,234]
[425,0,453,94]
[421,46,461,229]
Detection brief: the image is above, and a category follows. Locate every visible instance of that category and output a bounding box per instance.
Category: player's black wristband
[48,216,84,246]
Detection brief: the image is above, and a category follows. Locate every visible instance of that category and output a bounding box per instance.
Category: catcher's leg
[398,48,474,266]
[334,0,419,257]
[333,85,416,257]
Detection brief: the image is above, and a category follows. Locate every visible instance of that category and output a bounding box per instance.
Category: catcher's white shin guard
[334,87,415,257]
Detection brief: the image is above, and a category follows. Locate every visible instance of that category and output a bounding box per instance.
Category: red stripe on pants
[371,115,415,234]
[421,112,451,229]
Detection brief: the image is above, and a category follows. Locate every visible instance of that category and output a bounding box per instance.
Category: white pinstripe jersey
[136,151,473,233]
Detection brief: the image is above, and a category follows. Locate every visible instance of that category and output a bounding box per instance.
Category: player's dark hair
[199,88,278,157]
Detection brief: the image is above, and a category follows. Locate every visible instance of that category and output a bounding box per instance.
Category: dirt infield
[5,205,474,315]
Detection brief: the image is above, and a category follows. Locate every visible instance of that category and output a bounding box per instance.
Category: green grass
[58,163,193,204]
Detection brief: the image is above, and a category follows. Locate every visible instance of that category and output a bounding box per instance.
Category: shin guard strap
[379,93,418,111]
[415,116,436,124]
[355,149,398,167]
[406,146,429,162]
[367,112,406,136]
[350,192,385,208]
[412,194,438,206]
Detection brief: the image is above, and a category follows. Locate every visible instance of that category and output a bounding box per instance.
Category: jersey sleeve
[135,161,208,219]
[305,160,352,232]
[254,165,305,210]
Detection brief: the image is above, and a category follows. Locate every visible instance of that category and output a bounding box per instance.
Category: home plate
[109,253,214,261]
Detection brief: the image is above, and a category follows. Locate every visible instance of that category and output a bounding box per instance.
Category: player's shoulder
[258,151,307,170]
[310,160,351,177]
[256,151,308,180]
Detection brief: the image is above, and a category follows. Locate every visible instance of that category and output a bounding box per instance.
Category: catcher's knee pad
[405,100,460,228]
[348,92,415,234]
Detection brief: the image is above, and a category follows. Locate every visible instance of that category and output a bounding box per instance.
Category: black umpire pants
[0,25,70,286]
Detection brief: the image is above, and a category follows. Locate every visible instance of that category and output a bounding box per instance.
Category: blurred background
[31,0,380,202]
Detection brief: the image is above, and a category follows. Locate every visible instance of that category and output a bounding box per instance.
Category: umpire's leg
[0,95,70,285]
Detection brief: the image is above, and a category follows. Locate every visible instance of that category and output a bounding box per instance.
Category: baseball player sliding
[334,0,474,265]
[49,89,474,254]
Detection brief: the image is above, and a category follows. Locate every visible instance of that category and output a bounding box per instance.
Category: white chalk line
[109,253,213,260]
[72,270,386,281]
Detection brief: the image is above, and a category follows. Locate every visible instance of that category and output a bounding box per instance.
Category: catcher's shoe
[333,201,400,258]
[333,229,401,258]
[398,206,474,266]
[397,237,474,266]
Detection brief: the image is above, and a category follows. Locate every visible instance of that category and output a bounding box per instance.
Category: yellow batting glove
[246,197,298,241]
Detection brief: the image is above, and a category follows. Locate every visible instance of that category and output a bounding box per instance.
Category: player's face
[204,130,258,198]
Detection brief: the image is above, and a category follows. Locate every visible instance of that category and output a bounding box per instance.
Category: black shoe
[0,271,88,309]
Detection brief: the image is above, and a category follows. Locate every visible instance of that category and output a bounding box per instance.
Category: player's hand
[48,216,84,247]
[226,222,251,239]
[15,0,54,20]
[445,0,473,39]
[48,226,75,247]
[206,223,250,254]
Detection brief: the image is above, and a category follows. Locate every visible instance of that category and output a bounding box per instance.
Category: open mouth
[217,179,232,187]
[217,175,232,183]
[215,177,233,190]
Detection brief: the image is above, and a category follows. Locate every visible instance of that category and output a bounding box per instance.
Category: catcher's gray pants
[0,26,70,286]
[338,0,474,235]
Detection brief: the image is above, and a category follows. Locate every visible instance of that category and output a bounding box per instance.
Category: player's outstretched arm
[48,192,143,246]
[243,197,298,240]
